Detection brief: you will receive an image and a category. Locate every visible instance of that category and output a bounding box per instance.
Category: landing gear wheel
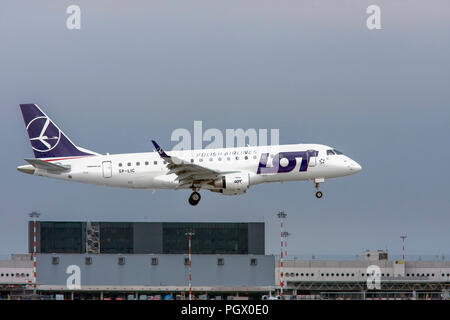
[188,192,201,206]
[315,191,323,199]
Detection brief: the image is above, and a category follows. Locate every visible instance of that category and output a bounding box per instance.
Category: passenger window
[145,161,149,165]
[118,163,122,167]
[154,161,157,165]
[136,162,140,166]
[327,150,335,155]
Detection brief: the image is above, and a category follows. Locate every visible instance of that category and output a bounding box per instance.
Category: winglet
[151,140,170,158]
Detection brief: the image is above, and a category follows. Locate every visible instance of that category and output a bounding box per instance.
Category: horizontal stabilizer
[24,158,71,173]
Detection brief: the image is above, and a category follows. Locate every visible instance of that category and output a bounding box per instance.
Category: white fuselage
[27,144,361,191]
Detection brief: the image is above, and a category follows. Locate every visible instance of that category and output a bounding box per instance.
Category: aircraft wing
[151,140,224,186]
[24,158,71,173]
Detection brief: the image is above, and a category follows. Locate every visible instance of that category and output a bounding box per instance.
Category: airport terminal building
[4,221,274,299]
[1,220,450,300]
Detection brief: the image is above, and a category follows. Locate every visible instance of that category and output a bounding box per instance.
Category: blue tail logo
[20,104,97,159]
[27,116,61,152]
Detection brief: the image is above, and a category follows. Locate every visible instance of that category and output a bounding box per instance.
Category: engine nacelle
[213,173,250,195]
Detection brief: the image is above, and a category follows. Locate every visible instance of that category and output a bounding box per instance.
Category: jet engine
[212,173,250,195]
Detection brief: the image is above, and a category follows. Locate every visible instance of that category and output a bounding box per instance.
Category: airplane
[17,104,362,206]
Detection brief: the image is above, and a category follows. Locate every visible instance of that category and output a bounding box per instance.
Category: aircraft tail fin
[19,103,99,159]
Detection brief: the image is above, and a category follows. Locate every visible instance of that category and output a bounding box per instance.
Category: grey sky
[1,1,449,256]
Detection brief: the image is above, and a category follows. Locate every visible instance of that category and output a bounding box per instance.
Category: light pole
[29,211,41,292]
[185,231,195,300]
[277,211,287,296]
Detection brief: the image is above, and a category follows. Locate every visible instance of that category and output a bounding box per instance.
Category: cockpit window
[326,150,335,155]
[333,149,343,155]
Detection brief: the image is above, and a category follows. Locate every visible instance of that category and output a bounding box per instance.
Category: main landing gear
[188,191,201,206]
[314,178,324,199]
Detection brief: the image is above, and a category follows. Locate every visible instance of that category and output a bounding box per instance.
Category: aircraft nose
[350,161,362,173]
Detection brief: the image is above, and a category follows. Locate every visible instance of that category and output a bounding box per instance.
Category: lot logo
[27,117,61,152]
[257,151,318,174]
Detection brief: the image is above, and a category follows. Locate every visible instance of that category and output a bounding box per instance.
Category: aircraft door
[102,161,112,178]
[307,150,317,167]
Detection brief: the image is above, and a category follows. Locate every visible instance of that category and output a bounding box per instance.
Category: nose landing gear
[314,178,324,199]
[188,191,201,206]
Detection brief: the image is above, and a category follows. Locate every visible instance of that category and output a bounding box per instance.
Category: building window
[118,257,125,265]
[52,256,59,265]
[250,258,257,266]
[151,257,158,266]
[217,258,225,266]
